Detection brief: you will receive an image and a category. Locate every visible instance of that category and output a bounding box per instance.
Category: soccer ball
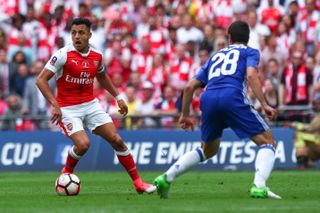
[55,173,81,196]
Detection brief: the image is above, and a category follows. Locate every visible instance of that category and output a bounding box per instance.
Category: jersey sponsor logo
[65,75,94,84]
[71,59,78,65]
[80,72,90,78]
[50,56,57,65]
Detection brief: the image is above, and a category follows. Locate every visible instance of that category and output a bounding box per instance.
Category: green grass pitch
[0,171,319,213]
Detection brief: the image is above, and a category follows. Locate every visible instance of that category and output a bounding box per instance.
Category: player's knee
[109,134,126,150]
[252,131,276,147]
[202,140,220,159]
[76,139,91,152]
[109,133,122,144]
[202,146,218,159]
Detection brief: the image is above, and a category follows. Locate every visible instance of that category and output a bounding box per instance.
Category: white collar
[69,43,92,57]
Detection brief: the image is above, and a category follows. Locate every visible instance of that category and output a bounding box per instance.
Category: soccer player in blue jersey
[154,20,281,199]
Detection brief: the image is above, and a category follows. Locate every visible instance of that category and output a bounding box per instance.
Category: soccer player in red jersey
[36,18,156,194]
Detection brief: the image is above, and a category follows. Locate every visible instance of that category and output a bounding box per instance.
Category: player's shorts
[200,89,270,142]
[59,98,113,136]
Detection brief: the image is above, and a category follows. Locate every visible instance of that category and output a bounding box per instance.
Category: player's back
[196,44,260,97]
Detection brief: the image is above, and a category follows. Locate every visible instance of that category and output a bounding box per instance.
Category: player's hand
[262,104,277,121]
[51,105,62,125]
[117,99,128,116]
[179,115,195,131]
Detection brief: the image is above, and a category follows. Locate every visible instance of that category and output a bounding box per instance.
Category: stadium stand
[0,0,319,131]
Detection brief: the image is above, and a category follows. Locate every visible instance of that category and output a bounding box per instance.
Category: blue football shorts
[200,90,270,142]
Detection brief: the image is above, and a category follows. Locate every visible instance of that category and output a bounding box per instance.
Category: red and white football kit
[52,47,156,194]
[45,44,112,136]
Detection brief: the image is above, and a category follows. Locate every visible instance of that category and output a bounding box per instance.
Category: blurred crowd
[0,0,320,132]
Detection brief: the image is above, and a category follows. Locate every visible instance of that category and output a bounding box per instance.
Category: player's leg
[154,93,224,198]
[62,130,91,174]
[250,130,281,199]
[93,123,136,179]
[154,139,220,198]
[84,99,154,192]
[93,123,156,194]
[166,139,220,182]
[224,99,281,199]
[251,130,276,188]
[59,105,87,174]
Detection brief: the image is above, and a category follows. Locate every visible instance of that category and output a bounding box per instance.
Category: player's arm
[36,69,61,124]
[179,78,203,131]
[247,67,277,120]
[96,72,128,116]
[181,78,203,117]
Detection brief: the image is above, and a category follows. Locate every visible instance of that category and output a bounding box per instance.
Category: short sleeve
[246,48,260,69]
[195,57,210,86]
[44,49,67,73]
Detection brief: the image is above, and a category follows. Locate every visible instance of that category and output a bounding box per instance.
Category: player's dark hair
[71,18,92,30]
[227,20,250,44]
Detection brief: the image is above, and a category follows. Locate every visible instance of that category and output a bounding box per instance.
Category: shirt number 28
[208,49,240,80]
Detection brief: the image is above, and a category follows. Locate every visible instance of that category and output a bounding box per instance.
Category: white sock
[166,147,206,183]
[253,144,275,188]
[69,146,82,160]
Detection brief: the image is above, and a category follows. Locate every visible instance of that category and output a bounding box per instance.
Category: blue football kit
[195,44,270,142]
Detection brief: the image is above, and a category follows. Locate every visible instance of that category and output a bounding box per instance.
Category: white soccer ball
[55,173,81,196]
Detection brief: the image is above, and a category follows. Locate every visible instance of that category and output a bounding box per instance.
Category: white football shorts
[59,98,113,136]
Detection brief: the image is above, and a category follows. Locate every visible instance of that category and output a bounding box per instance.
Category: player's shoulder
[89,46,103,58]
[245,46,260,56]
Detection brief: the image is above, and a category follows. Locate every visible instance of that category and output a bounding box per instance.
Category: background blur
[0,0,320,171]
